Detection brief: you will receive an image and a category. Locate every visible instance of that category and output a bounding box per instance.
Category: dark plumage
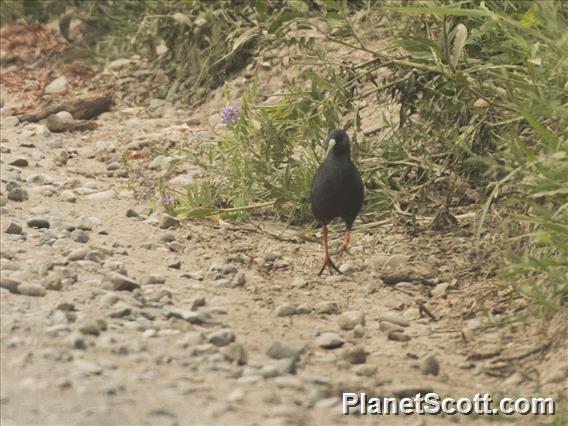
[311,129,364,275]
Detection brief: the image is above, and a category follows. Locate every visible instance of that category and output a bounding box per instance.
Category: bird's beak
[326,139,336,156]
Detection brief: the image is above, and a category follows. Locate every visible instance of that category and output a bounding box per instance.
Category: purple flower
[157,195,175,206]
[221,104,240,126]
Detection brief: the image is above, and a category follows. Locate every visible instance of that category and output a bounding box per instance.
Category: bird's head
[325,129,351,157]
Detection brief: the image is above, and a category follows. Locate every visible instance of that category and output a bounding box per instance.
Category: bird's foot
[339,231,351,257]
[318,256,342,276]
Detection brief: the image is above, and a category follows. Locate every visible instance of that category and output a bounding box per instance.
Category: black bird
[311,129,364,275]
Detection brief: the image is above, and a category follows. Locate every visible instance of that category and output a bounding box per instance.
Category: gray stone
[67,246,89,261]
[275,304,297,317]
[207,330,235,347]
[338,310,365,330]
[27,218,50,229]
[8,157,28,167]
[70,229,89,243]
[159,215,179,229]
[2,116,19,127]
[316,333,345,349]
[144,274,166,285]
[79,321,102,336]
[7,187,28,202]
[4,221,23,235]
[223,343,248,365]
[85,190,115,201]
[17,283,47,297]
[104,271,140,292]
[0,273,21,293]
[168,174,193,187]
[149,155,175,171]
[421,355,440,376]
[315,301,339,315]
[378,311,410,327]
[342,346,367,364]
[126,208,139,218]
[45,76,68,94]
[60,190,77,203]
[267,341,304,360]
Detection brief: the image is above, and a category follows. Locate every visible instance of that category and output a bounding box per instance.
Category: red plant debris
[1,20,96,114]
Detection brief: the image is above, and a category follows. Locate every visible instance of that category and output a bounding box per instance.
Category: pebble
[67,246,89,261]
[387,331,411,342]
[70,229,89,243]
[421,355,440,376]
[8,157,28,167]
[148,155,175,170]
[275,304,297,317]
[126,208,139,218]
[207,330,235,347]
[342,346,367,364]
[223,343,248,365]
[159,215,179,229]
[7,188,28,202]
[378,311,410,327]
[85,190,115,201]
[73,359,103,376]
[2,116,19,127]
[338,310,365,330]
[44,272,63,291]
[353,324,365,338]
[60,190,77,203]
[315,301,339,315]
[45,76,68,94]
[104,272,141,292]
[144,274,166,285]
[4,221,23,235]
[27,218,50,229]
[0,274,21,293]
[17,283,47,297]
[168,174,193,187]
[316,333,345,349]
[79,321,102,336]
[267,341,304,360]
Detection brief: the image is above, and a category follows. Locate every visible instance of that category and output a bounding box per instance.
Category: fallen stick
[18,92,112,122]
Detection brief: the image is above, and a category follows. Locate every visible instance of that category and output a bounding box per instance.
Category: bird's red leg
[318,224,341,275]
[339,229,351,255]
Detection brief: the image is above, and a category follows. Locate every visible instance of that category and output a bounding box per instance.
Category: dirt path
[0,101,561,426]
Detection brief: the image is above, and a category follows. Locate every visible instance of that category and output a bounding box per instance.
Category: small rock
[17,283,47,297]
[104,271,141,292]
[342,346,367,364]
[275,304,297,317]
[387,331,411,342]
[0,274,21,293]
[207,330,235,347]
[159,215,179,229]
[431,283,449,298]
[149,155,175,171]
[144,274,166,285]
[45,76,68,94]
[8,157,28,167]
[4,221,23,235]
[316,333,345,349]
[60,190,77,203]
[353,324,365,338]
[126,208,139,218]
[79,321,101,336]
[67,246,89,261]
[168,174,193,187]
[74,359,103,376]
[2,116,19,127]
[223,342,248,365]
[44,272,62,291]
[7,187,28,202]
[208,113,222,127]
[338,311,365,330]
[267,341,304,360]
[27,218,50,229]
[167,257,182,269]
[70,229,89,243]
[421,355,440,376]
[378,311,410,327]
[315,301,339,315]
[85,190,115,201]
